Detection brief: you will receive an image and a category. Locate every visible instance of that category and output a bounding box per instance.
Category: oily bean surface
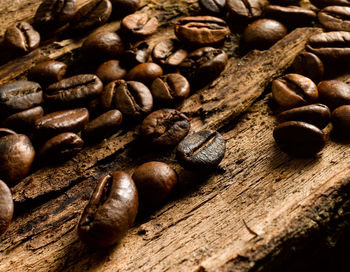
[29,61,67,86]
[152,39,188,68]
[121,13,158,38]
[199,0,226,14]
[0,128,16,138]
[0,179,14,236]
[226,0,263,21]
[331,105,350,137]
[96,60,127,84]
[292,52,324,83]
[318,6,350,32]
[4,22,40,53]
[318,80,350,109]
[265,5,316,26]
[110,0,139,16]
[126,63,163,84]
[310,0,350,8]
[3,106,44,133]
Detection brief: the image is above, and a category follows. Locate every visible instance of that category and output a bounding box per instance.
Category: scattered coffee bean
[100,80,119,111]
[78,171,138,248]
[199,0,226,15]
[292,52,324,83]
[310,0,350,9]
[121,13,158,38]
[110,0,140,16]
[318,6,350,32]
[121,41,150,68]
[265,5,316,27]
[226,0,263,21]
[318,80,350,109]
[0,128,16,138]
[29,61,67,86]
[126,63,163,84]
[0,179,14,236]
[331,105,350,137]
[4,22,40,53]
[3,106,44,133]
[177,130,226,170]
[152,39,188,68]
[96,60,127,84]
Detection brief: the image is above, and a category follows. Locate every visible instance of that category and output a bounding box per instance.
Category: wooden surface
[0,1,349,272]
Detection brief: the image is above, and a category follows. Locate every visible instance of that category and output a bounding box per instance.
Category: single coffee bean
[292,52,324,83]
[3,106,44,133]
[139,109,190,146]
[310,0,350,9]
[318,6,350,32]
[120,41,150,68]
[278,104,331,129]
[243,19,288,50]
[0,128,16,138]
[121,13,158,38]
[126,63,163,84]
[226,0,263,21]
[82,110,122,142]
[0,80,43,115]
[199,0,226,14]
[132,161,178,206]
[177,130,226,170]
[29,61,67,86]
[151,73,190,102]
[0,179,13,236]
[0,134,35,186]
[152,39,188,68]
[273,121,326,157]
[110,0,139,16]
[96,60,127,84]
[78,171,138,248]
[175,16,230,46]
[4,22,40,53]
[45,74,103,107]
[272,73,318,108]
[331,105,350,137]
[317,80,350,109]
[100,80,118,111]
[71,0,112,30]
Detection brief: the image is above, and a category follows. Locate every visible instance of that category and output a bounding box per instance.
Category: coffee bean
[4,22,40,53]
[272,73,318,108]
[0,128,16,138]
[96,60,127,84]
[132,161,177,206]
[0,179,13,236]
[310,0,350,9]
[78,171,138,248]
[273,121,326,157]
[121,13,158,38]
[199,0,226,15]
[3,106,44,133]
[82,110,122,142]
[110,0,139,16]
[278,104,331,129]
[265,5,316,27]
[331,105,350,137]
[152,39,188,68]
[0,134,35,185]
[139,109,190,146]
[317,80,350,109]
[177,130,226,170]
[126,63,163,84]
[29,61,67,86]
[45,74,103,107]
[121,41,150,68]
[243,19,288,50]
[292,52,324,83]
[268,0,301,5]
[226,0,263,21]
[0,80,43,115]
[175,16,230,46]
[100,80,118,111]
[318,6,350,32]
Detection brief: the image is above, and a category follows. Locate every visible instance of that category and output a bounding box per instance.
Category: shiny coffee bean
[243,19,288,50]
[4,22,40,53]
[318,80,350,109]
[0,80,42,115]
[139,109,190,146]
[29,61,67,86]
[110,0,139,16]
[199,0,226,14]
[152,39,188,68]
[100,80,118,111]
[0,128,16,138]
[96,60,127,84]
[177,130,226,170]
[121,13,158,38]
[0,134,35,186]
[78,171,138,248]
[331,105,350,137]
[318,6,350,32]
[265,5,316,27]
[3,106,44,133]
[226,0,263,21]
[273,121,326,157]
[0,179,13,236]
[292,52,324,83]
[82,110,122,142]
[310,0,350,8]
[278,104,331,129]
[121,41,150,68]
[272,73,318,108]
[132,161,178,206]
[126,63,163,85]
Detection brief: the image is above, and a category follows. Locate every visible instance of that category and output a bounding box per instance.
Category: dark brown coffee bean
[177,130,226,170]
[45,74,103,107]
[268,0,302,5]
[243,19,287,50]
[132,161,178,206]
[318,80,350,109]
[0,134,35,186]
[310,0,350,9]
[126,63,163,84]
[292,52,324,83]
[151,74,190,102]
[4,22,40,53]
[96,60,127,84]
[78,171,138,248]
[0,80,43,115]
[139,109,190,146]
[272,73,318,108]
[199,0,226,14]
[226,0,263,21]
[100,81,118,111]
[0,179,13,236]
[331,105,350,137]
[3,106,44,133]
[278,104,331,129]
[121,13,158,38]
[0,128,16,138]
[121,41,150,68]
[110,0,139,16]
[273,121,326,157]
[152,39,188,68]
[82,110,122,142]
[71,0,112,30]
[318,6,350,32]
[29,61,67,86]
[175,16,230,46]
[265,5,316,27]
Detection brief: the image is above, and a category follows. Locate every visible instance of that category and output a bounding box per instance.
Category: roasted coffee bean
[152,39,188,68]
[0,179,13,236]
[4,22,40,53]
[272,73,318,108]
[78,171,138,248]
[100,81,118,111]
[29,61,67,86]
[331,105,350,137]
[268,0,301,5]
[199,0,226,14]
[71,0,112,30]
[273,121,326,157]
[310,0,350,8]
[0,128,16,138]
[265,5,316,27]
[126,63,163,84]
[0,80,42,115]
[121,13,158,38]
[132,161,178,206]
[121,41,150,68]
[226,0,263,21]
[139,109,190,146]
[82,110,122,142]
[3,106,44,133]
[110,0,139,16]
[151,74,190,102]
[177,130,226,170]
[243,19,287,50]
[318,6,350,32]
[317,80,350,109]
[0,134,35,186]
[278,104,331,129]
[45,74,103,107]
[292,52,324,83]
[96,60,127,84]
[175,16,230,46]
